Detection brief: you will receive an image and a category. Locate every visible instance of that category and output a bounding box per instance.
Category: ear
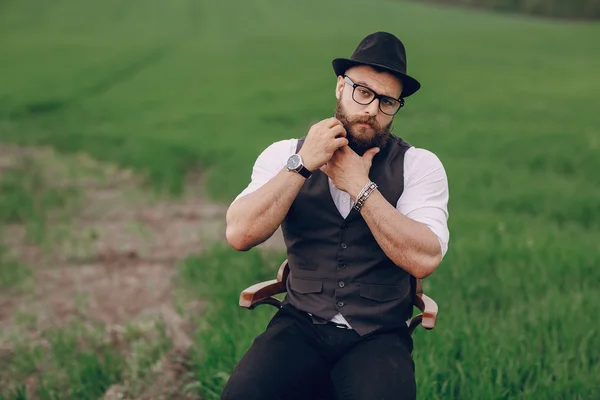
[335,76,345,100]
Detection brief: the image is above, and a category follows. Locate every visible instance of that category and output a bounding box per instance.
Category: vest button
[337,301,345,307]
[341,243,348,249]
[341,224,348,230]
[339,262,346,269]
[338,281,345,288]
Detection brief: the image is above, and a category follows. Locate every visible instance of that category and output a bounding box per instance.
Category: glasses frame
[343,75,405,116]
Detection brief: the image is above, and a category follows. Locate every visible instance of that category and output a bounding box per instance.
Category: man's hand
[321,146,380,199]
[298,118,349,171]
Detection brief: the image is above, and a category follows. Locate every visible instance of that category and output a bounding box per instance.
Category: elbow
[412,266,435,280]
[406,253,441,279]
[226,205,253,251]
[226,225,252,252]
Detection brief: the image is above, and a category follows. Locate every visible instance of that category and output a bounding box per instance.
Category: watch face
[287,154,301,170]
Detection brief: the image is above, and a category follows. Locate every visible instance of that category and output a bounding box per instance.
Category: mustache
[346,115,378,128]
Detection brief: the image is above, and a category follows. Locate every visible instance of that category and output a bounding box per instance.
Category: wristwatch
[286,154,312,179]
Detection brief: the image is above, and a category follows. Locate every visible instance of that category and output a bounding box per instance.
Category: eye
[382,97,396,107]
[356,87,374,100]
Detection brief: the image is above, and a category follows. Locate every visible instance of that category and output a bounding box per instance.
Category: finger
[326,117,343,128]
[333,137,349,148]
[330,125,347,138]
[336,144,353,154]
[362,147,380,163]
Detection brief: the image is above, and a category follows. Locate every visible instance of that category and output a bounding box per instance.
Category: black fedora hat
[332,32,421,98]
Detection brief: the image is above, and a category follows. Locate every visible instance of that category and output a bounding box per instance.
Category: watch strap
[295,165,312,179]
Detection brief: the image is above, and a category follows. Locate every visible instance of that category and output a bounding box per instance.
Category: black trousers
[221,304,416,400]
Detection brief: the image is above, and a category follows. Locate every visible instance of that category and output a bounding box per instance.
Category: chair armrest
[239,260,290,310]
[412,293,438,330]
[239,279,287,309]
[277,260,290,283]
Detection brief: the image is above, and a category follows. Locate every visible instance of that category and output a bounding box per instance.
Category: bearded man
[223,31,450,400]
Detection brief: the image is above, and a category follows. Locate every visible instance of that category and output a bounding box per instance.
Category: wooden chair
[239,259,438,335]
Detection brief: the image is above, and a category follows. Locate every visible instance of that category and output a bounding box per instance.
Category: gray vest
[281,135,415,336]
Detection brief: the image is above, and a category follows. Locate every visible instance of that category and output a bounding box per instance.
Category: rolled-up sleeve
[397,147,450,259]
[232,139,298,204]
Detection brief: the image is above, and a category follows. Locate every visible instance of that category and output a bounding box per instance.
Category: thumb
[362,147,380,164]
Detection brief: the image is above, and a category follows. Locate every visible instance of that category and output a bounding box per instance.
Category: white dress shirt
[234,138,450,328]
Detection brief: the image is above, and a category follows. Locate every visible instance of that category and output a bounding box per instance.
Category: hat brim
[332,58,421,98]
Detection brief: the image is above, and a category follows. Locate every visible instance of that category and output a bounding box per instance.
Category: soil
[0,145,238,399]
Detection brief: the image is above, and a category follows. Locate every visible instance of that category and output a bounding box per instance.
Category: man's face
[334,65,403,155]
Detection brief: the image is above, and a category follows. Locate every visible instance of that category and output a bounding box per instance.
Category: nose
[363,98,380,116]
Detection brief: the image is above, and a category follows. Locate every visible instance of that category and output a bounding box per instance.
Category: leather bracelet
[353,181,378,212]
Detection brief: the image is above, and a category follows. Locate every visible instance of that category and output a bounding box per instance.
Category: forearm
[358,190,442,278]
[226,168,306,251]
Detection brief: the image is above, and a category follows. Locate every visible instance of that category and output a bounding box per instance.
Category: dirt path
[0,145,240,398]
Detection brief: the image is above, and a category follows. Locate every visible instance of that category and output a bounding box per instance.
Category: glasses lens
[352,86,375,105]
[379,97,401,115]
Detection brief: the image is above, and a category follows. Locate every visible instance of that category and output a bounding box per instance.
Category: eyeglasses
[343,75,404,116]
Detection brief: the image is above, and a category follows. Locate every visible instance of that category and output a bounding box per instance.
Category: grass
[0,0,599,398]
[0,158,78,291]
[0,317,172,399]
[0,319,124,399]
[177,245,288,398]
[0,158,79,243]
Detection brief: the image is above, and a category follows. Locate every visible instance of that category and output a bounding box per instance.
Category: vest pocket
[289,277,323,294]
[359,283,409,302]
[297,263,318,271]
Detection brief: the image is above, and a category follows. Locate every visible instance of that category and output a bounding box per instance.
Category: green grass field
[1,0,599,398]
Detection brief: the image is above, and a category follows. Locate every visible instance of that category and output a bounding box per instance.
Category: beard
[335,100,393,156]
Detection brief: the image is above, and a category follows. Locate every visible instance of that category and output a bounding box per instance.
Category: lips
[355,122,374,129]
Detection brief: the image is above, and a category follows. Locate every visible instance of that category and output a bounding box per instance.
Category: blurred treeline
[412,0,600,19]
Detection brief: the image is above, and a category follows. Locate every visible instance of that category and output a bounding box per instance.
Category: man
[223,31,449,400]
